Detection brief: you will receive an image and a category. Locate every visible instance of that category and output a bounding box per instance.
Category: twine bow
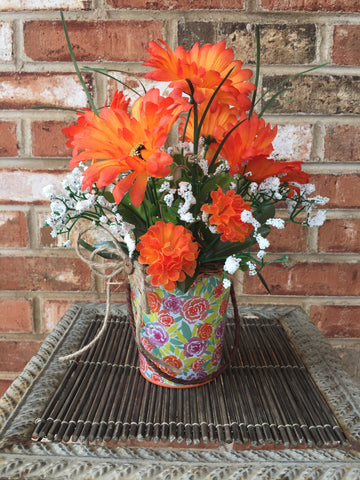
[60,225,182,374]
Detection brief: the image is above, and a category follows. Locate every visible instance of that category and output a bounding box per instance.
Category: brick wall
[0,0,359,394]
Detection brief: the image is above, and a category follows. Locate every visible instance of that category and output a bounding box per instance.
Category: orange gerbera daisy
[144,40,255,110]
[216,113,277,174]
[243,157,311,190]
[201,188,253,243]
[179,99,240,150]
[136,221,200,291]
[63,89,188,206]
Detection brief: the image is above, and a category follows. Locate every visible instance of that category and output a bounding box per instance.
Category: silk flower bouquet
[44,19,328,386]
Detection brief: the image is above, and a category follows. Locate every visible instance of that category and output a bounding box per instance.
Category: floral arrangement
[44,22,328,294]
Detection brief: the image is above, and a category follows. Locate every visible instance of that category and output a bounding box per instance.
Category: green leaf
[160,205,178,224]
[199,173,233,200]
[180,322,193,341]
[177,271,198,293]
[253,203,276,224]
[103,191,115,204]
[200,237,253,262]
[79,239,122,260]
[256,270,271,294]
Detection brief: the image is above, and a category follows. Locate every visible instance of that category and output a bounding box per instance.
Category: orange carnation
[201,188,253,243]
[136,221,200,291]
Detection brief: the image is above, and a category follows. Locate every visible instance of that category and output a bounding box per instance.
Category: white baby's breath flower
[247,261,257,275]
[50,199,67,216]
[198,159,209,176]
[164,192,175,207]
[257,250,266,259]
[241,210,261,230]
[201,211,209,224]
[255,233,270,250]
[286,197,297,213]
[209,225,218,234]
[179,212,195,223]
[224,255,241,275]
[222,278,231,289]
[159,181,170,193]
[266,218,285,229]
[63,240,71,248]
[308,210,327,227]
[248,183,256,194]
[99,215,108,224]
[299,183,316,197]
[43,184,56,199]
[311,195,329,206]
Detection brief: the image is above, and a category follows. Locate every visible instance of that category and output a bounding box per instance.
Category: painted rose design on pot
[182,297,210,324]
[161,294,183,315]
[145,322,169,347]
[184,337,207,357]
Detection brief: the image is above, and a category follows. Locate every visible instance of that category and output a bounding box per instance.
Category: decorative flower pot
[129,273,230,388]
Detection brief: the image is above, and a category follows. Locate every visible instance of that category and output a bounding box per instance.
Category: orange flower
[201,188,253,243]
[161,355,183,377]
[144,40,255,109]
[243,157,311,190]
[63,89,187,206]
[197,323,213,340]
[136,221,200,291]
[179,100,240,150]
[147,291,161,313]
[217,113,277,174]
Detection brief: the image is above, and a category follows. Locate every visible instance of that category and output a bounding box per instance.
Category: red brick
[24,21,163,62]
[32,121,71,157]
[0,299,32,332]
[310,305,360,338]
[261,0,360,11]
[0,256,91,291]
[178,22,316,65]
[0,379,13,397]
[267,222,308,253]
[0,73,91,110]
[108,0,243,8]
[262,75,360,115]
[0,169,66,205]
[333,26,360,66]
[244,262,360,296]
[318,219,360,253]
[325,125,360,162]
[0,211,28,247]
[312,174,360,209]
[0,122,18,157]
[0,0,90,10]
[0,340,41,372]
[43,300,73,333]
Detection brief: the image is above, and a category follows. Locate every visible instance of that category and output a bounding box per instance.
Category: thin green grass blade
[60,10,98,115]
[248,25,261,118]
[82,66,142,97]
[256,63,327,108]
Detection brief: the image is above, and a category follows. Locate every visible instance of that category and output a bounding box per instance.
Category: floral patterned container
[129,273,230,388]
